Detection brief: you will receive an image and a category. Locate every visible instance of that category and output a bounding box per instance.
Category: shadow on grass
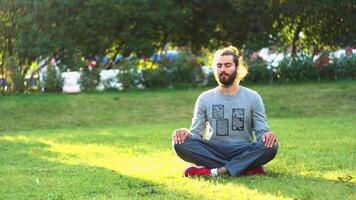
[0,139,201,200]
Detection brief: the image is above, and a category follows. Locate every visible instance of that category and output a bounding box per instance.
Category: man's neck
[219,82,240,96]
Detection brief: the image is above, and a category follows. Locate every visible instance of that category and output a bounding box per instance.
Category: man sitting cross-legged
[172,46,279,177]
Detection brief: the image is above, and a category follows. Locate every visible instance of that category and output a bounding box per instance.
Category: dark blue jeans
[173,137,278,176]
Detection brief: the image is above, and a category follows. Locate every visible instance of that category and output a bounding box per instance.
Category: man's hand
[172,128,192,144]
[262,132,278,148]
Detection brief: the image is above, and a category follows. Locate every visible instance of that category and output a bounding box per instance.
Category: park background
[0,0,355,199]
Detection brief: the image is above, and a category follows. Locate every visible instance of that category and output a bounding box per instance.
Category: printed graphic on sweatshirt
[216,119,228,136]
[232,108,244,131]
[212,105,224,119]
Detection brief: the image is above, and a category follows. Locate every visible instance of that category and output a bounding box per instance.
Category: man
[172,46,278,177]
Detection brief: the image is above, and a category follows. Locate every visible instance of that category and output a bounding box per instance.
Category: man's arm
[189,95,207,139]
[252,93,278,147]
[172,95,206,144]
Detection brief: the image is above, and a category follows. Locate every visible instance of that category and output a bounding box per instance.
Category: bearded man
[172,46,279,177]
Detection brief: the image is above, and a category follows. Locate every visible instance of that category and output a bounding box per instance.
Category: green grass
[0,81,355,199]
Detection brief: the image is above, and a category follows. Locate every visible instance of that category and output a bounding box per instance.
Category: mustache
[219,72,229,77]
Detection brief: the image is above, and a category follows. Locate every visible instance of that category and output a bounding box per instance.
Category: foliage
[235,52,356,84]
[7,59,26,93]
[117,57,141,89]
[0,0,355,93]
[79,66,101,91]
[171,52,203,87]
[330,56,356,79]
[276,53,317,82]
[141,64,170,88]
[271,0,355,53]
[244,58,273,83]
[43,65,63,92]
[204,72,217,87]
[141,52,203,88]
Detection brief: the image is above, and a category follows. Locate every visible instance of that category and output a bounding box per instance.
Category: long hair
[212,46,248,84]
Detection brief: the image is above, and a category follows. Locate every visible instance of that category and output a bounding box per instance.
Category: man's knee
[265,143,279,160]
[173,143,183,154]
[173,138,194,155]
[256,142,279,159]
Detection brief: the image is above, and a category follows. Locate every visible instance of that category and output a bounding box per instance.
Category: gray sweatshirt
[190,86,269,143]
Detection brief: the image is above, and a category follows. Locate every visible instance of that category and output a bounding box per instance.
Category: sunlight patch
[29,137,291,200]
[0,135,33,143]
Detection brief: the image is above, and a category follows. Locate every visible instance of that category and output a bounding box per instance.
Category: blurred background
[0,0,355,94]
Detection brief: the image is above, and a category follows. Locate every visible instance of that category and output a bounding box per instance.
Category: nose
[219,65,228,73]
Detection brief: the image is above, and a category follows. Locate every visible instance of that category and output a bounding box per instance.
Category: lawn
[0,81,355,200]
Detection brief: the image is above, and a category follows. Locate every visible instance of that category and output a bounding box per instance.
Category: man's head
[212,46,248,86]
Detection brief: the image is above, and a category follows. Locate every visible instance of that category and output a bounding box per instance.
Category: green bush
[141,65,170,88]
[276,53,318,82]
[6,57,26,93]
[117,57,141,89]
[205,72,217,86]
[43,65,63,92]
[244,58,273,83]
[10,68,26,93]
[340,56,356,79]
[170,52,203,87]
[325,56,356,80]
[80,66,101,91]
[141,51,203,88]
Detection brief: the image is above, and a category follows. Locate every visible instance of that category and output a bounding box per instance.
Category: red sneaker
[240,166,266,176]
[184,166,212,177]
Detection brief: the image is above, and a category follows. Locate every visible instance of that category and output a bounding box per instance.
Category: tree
[271,0,356,55]
[0,0,29,92]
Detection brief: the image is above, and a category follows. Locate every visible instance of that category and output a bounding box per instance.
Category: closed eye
[224,63,232,68]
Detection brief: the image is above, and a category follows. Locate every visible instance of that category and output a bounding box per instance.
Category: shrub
[10,67,26,93]
[80,66,101,91]
[141,65,170,88]
[43,65,63,92]
[327,56,356,80]
[169,52,203,87]
[6,57,26,93]
[276,53,318,82]
[117,57,141,89]
[244,58,273,83]
[205,72,217,86]
[141,51,203,88]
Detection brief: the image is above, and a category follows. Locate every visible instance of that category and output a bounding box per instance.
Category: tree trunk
[291,0,307,58]
[291,19,303,58]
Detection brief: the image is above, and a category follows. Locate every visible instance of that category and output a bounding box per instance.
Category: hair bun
[227,46,240,56]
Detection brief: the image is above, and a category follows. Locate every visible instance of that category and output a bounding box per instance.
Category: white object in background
[201,66,213,76]
[62,71,81,93]
[267,53,285,68]
[258,48,270,61]
[96,69,122,91]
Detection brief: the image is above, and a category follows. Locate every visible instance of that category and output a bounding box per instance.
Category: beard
[218,69,237,86]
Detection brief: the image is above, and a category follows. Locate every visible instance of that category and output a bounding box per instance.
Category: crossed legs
[173,137,278,176]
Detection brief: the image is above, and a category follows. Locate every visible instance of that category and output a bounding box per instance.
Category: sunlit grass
[0,134,290,200]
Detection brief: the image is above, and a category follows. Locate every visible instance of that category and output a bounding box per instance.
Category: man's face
[215,55,237,86]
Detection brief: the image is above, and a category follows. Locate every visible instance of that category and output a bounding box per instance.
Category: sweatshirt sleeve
[189,95,207,139]
[252,93,269,142]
